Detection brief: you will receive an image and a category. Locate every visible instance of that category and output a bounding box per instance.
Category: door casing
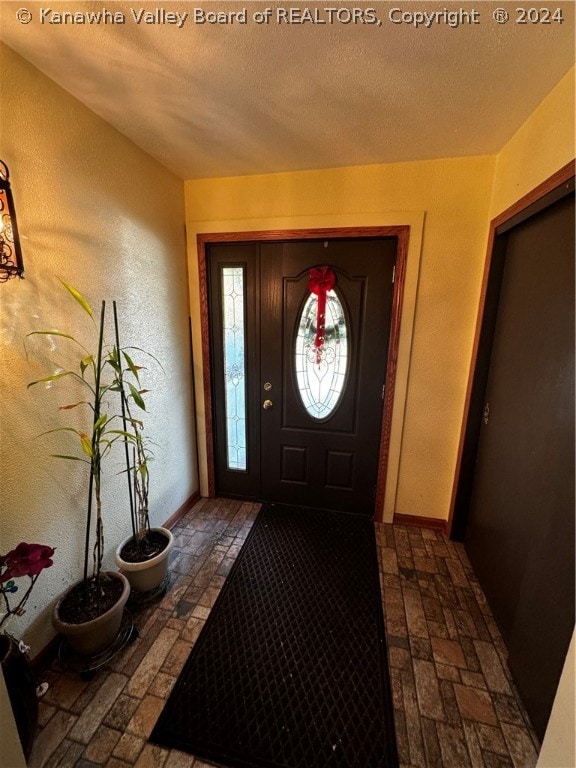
[197,226,410,523]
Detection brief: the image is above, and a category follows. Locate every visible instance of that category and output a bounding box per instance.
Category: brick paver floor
[28,498,539,768]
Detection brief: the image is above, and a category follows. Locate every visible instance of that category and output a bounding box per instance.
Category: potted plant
[110,302,173,593]
[1,542,55,757]
[27,283,130,656]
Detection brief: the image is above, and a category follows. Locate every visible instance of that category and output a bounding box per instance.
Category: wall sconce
[0,160,24,282]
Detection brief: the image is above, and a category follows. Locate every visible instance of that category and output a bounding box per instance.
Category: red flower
[0,543,56,583]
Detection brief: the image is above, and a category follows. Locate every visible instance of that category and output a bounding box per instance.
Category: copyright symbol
[16,7,32,23]
[493,8,509,23]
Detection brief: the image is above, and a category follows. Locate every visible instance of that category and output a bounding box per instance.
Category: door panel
[209,244,261,498]
[260,240,396,515]
[465,192,575,739]
[209,238,397,516]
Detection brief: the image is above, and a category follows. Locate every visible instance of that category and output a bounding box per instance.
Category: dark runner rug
[150,503,398,768]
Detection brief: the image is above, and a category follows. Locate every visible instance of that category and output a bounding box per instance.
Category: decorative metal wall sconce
[0,160,24,282]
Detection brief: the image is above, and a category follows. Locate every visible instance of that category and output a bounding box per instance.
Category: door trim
[197,226,410,522]
[448,159,576,539]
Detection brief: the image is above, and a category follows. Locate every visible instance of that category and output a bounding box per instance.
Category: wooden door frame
[448,160,575,539]
[197,226,410,522]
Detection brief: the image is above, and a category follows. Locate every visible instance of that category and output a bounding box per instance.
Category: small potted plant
[1,542,55,757]
[110,302,173,593]
[27,283,130,656]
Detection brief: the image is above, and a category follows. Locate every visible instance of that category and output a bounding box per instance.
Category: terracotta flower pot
[0,633,38,759]
[115,527,173,593]
[52,571,130,656]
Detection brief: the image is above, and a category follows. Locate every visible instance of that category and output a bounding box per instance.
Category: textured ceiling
[1,1,574,179]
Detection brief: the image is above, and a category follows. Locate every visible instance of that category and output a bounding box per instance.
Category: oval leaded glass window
[295,289,349,419]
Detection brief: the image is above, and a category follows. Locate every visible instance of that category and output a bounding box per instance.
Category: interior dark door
[209,238,397,516]
[260,240,396,515]
[465,192,575,739]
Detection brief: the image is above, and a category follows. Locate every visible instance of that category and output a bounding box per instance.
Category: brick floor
[376,523,539,768]
[28,498,540,768]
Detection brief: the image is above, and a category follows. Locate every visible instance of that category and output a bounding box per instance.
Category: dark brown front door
[465,190,575,739]
[208,238,397,516]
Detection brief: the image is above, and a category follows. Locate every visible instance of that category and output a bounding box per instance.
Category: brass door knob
[263,399,273,410]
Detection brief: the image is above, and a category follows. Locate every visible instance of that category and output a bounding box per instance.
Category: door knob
[263,399,273,410]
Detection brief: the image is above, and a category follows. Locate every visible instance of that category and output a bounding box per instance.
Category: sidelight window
[294,289,348,419]
[221,266,247,470]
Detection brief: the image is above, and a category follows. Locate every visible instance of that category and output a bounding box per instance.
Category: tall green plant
[27,284,122,593]
[27,282,157,591]
[109,300,155,547]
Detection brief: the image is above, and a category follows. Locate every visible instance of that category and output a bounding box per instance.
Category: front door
[208,238,397,516]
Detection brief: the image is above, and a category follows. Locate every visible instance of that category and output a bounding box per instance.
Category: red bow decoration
[308,266,336,363]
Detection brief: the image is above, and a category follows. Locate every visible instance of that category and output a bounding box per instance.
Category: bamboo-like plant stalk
[83,300,106,598]
[112,301,137,539]
[27,282,159,605]
[110,302,152,550]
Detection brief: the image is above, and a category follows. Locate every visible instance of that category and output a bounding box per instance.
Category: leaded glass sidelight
[295,289,349,419]
[221,267,247,470]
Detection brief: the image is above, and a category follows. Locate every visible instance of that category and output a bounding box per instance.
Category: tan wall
[185,156,496,521]
[0,44,197,653]
[490,66,575,217]
[537,632,575,768]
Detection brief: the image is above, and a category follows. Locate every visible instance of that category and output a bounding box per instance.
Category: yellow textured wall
[0,44,197,653]
[185,155,496,521]
[490,66,575,217]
